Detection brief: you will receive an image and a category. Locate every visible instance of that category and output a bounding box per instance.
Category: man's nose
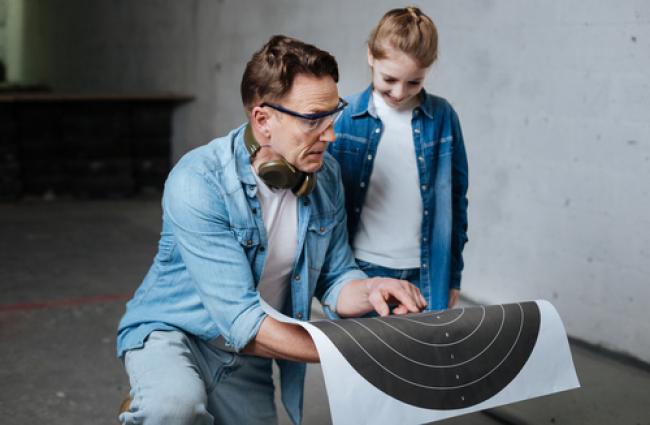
[320,123,336,142]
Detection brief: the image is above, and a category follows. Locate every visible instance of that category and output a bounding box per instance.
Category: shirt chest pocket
[233,227,261,263]
[436,135,454,158]
[306,216,335,274]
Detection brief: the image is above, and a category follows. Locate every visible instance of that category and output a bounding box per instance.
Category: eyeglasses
[260,98,348,134]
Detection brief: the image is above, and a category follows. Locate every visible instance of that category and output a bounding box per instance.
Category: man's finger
[394,279,424,310]
[411,285,427,310]
[392,305,408,315]
[368,290,390,316]
[408,282,427,310]
[419,293,427,308]
[404,282,426,311]
[384,286,419,313]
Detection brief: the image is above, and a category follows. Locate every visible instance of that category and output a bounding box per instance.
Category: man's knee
[124,386,211,425]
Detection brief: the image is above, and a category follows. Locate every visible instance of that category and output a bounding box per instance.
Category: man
[116,35,426,425]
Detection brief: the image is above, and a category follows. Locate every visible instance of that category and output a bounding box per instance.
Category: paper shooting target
[311,302,541,409]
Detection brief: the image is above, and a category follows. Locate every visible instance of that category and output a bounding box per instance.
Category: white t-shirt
[352,91,423,269]
[252,169,297,311]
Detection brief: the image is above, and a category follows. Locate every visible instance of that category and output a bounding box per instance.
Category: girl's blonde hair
[368,6,438,68]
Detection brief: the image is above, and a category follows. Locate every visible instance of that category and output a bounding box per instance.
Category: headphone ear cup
[245,125,317,196]
[257,160,301,189]
[292,173,316,197]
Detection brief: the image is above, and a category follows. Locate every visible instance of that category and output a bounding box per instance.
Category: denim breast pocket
[436,135,454,158]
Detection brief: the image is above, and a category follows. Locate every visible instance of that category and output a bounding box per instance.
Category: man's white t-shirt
[252,170,297,311]
[352,91,423,269]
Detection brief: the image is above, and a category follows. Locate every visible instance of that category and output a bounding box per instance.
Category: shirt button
[367,154,373,160]
[422,263,428,268]
[375,128,381,134]
[421,185,428,191]
[294,275,301,281]
[418,156,424,162]
[414,128,421,134]
[360,182,366,188]
[354,207,360,213]
[423,237,428,242]
[246,240,253,246]
[424,210,429,215]
[296,312,303,319]
[319,226,326,233]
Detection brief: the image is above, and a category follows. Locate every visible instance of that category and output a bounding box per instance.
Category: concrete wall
[17,0,650,363]
[426,1,650,364]
[0,0,7,76]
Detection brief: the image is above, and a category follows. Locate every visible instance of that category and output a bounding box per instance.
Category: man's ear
[250,106,271,139]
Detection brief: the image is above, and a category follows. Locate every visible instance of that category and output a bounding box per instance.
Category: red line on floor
[0,293,132,312]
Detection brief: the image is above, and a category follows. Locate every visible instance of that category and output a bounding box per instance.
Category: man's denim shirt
[117,123,365,424]
[329,85,469,310]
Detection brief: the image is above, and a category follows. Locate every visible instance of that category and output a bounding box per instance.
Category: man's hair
[241,35,339,114]
[368,6,438,68]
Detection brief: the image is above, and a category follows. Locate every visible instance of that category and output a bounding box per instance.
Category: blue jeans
[120,330,277,425]
[356,259,420,285]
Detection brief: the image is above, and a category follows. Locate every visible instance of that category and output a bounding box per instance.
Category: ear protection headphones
[243,125,316,197]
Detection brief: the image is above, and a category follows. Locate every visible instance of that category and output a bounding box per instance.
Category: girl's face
[368,46,429,109]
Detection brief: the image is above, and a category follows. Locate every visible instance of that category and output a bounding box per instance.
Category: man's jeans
[120,330,277,425]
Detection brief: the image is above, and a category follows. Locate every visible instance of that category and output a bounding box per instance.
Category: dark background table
[0,93,191,200]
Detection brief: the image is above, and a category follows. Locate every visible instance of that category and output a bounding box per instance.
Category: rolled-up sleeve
[163,166,265,352]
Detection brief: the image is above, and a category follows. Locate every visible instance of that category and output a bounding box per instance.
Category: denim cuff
[228,302,267,352]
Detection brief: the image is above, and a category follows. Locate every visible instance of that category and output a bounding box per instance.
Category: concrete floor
[1,197,648,425]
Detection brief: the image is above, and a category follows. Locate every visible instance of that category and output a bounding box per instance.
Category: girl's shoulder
[419,91,463,124]
[421,91,455,112]
[341,86,373,114]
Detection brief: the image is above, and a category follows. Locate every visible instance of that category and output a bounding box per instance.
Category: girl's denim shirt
[330,85,469,310]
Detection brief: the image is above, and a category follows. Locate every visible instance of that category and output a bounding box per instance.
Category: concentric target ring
[311,302,540,409]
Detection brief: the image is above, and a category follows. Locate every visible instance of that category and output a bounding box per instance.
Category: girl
[330,6,469,310]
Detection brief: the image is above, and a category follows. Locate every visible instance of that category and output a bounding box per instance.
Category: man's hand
[448,288,460,309]
[336,278,427,317]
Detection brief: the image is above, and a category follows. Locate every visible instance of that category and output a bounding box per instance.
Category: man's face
[265,74,340,174]
[368,46,428,109]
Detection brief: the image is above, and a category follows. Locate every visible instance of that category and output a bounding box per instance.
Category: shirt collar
[417,89,434,119]
[349,85,374,118]
[234,123,258,189]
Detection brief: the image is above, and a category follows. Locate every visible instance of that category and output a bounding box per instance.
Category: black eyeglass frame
[260,98,349,121]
